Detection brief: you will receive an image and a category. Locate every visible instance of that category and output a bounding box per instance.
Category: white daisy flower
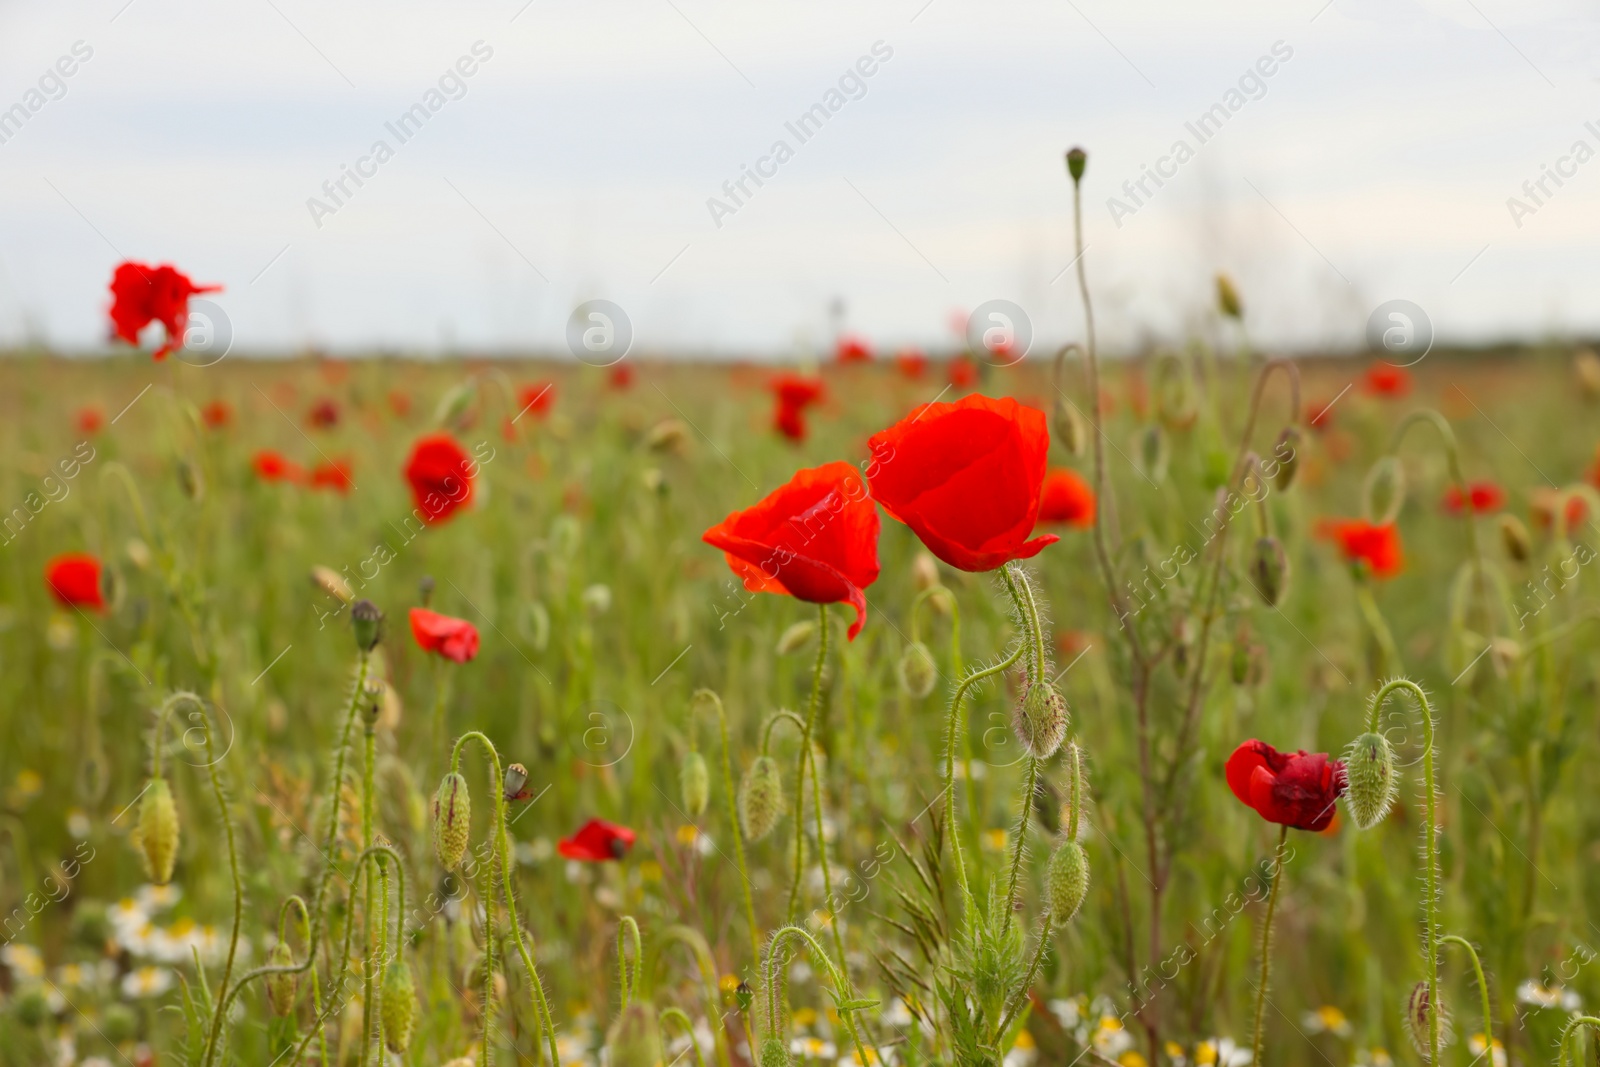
[120,966,174,999]
[0,943,44,979]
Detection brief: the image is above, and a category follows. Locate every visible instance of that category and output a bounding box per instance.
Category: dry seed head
[1404,981,1452,1061]
[136,778,179,885]
[350,599,383,653]
[381,958,417,1053]
[1251,536,1289,607]
[1013,681,1068,760]
[1047,840,1090,923]
[432,772,471,869]
[680,750,710,817]
[1344,732,1398,830]
[1499,514,1531,562]
[898,641,938,699]
[606,1001,664,1067]
[738,755,785,842]
[775,620,816,655]
[266,942,297,1016]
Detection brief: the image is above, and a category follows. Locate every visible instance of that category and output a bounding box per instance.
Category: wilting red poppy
[108,261,221,360]
[770,374,824,443]
[835,336,872,364]
[307,399,340,429]
[1363,363,1411,398]
[948,355,978,389]
[1039,469,1096,528]
[1316,518,1404,579]
[404,434,475,523]
[45,553,106,612]
[703,462,881,639]
[867,393,1057,572]
[201,400,233,429]
[558,818,636,862]
[895,348,927,379]
[408,608,480,663]
[77,407,105,435]
[1226,739,1346,832]
[310,459,354,494]
[1441,481,1505,515]
[608,364,636,390]
[252,450,302,483]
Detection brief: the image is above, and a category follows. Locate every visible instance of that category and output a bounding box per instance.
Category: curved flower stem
[285,859,376,1067]
[479,845,497,1067]
[788,603,831,923]
[655,925,735,1067]
[1249,825,1289,1067]
[1439,935,1492,1058]
[1000,564,1049,909]
[314,653,370,939]
[762,925,870,1067]
[659,1007,710,1067]
[1365,678,1441,1065]
[1558,1015,1600,1067]
[702,689,763,977]
[944,644,1026,912]
[617,915,644,1010]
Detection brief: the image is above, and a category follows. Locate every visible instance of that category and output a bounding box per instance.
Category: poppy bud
[1405,981,1452,1061]
[1013,681,1068,760]
[680,750,710,817]
[177,458,204,501]
[1499,514,1531,563]
[1053,398,1087,457]
[761,1038,793,1067]
[381,959,417,1053]
[738,756,785,842]
[898,641,938,699]
[135,778,179,885]
[1065,146,1087,183]
[1138,425,1169,481]
[503,762,529,802]
[1271,426,1301,492]
[1250,536,1289,607]
[1343,731,1397,830]
[1215,273,1243,320]
[350,599,383,653]
[911,552,941,593]
[1363,456,1406,526]
[266,941,297,1016]
[311,565,354,605]
[775,620,816,655]
[646,418,689,453]
[432,772,471,869]
[606,1001,664,1067]
[1046,840,1089,922]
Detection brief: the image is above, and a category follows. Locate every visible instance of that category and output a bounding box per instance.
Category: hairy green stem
[788,603,831,922]
[1440,935,1492,1058]
[1250,826,1289,1066]
[703,689,762,976]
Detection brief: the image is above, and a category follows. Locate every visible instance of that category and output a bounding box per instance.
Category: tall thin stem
[196,695,244,1067]
[1440,935,1493,1058]
[704,690,762,976]
[1250,826,1289,1066]
[788,603,831,922]
[943,643,1026,911]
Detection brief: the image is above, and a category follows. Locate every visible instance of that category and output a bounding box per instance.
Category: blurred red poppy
[703,462,881,639]
[45,553,105,612]
[77,407,105,435]
[1530,487,1589,534]
[1039,468,1096,528]
[1226,739,1346,832]
[1306,399,1338,432]
[770,374,824,443]
[408,607,480,663]
[1316,518,1404,579]
[558,818,636,861]
[895,349,927,379]
[404,434,475,523]
[608,364,636,390]
[108,261,220,360]
[307,399,340,429]
[310,459,354,494]
[948,355,978,389]
[201,400,233,429]
[1441,481,1505,515]
[518,382,557,418]
[1363,363,1411,398]
[835,336,872,364]
[388,390,413,417]
[252,450,302,483]
[867,393,1057,572]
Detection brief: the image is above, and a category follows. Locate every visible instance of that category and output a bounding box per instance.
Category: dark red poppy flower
[703,462,881,639]
[1441,481,1505,516]
[519,382,556,418]
[895,349,927,379]
[107,262,221,360]
[1226,739,1346,832]
[769,374,824,443]
[835,336,872,364]
[310,458,354,494]
[1316,518,1404,579]
[948,355,978,389]
[403,434,475,523]
[1039,468,1096,528]
[408,607,480,664]
[1363,363,1411,398]
[77,407,105,435]
[252,450,302,483]
[307,399,340,429]
[866,393,1057,572]
[201,400,232,429]
[45,553,106,612]
[558,818,636,862]
[608,364,636,390]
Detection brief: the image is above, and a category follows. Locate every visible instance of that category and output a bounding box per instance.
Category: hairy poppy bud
[1499,514,1531,563]
[1250,536,1289,606]
[382,959,417,1053]
[775,620,815,655]
[1138,425,1169,481]
[503,762,529,801]
[911,552,941,592]
[680,750,710,817]
[1271,426,1301,492]
[1013,682,1068,760]
[1405,981,1452,1061]
[136,778,179,885]
[606,1001,664,1067]
[1344,731,1397,830]
[760,1037,793,1067]
[1363,456,1406,526]
[432,772,471,869]
[738,755,784,842]
[1047,840,1090,922]
[1065,146,1087,183]
[1053,398,1087,457]
[266,941,297,1016]
[351,599,383,653]
[1215,273,1243,320]
[898,641,938,699]
[177,457,204,501]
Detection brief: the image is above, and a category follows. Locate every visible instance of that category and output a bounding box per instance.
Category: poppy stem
[700,688,764,978]
[943,641,1027,912]
[185,691,243,1067]
[1249,824,1289,1066]
[786,603,830,924]
[359,719,377,1067]
[996,908,1052,1040]
[1556,1015,1600,1067]
[1439,934,1493,1059]
[762,925,871,1067]
[1004,757,1039,911]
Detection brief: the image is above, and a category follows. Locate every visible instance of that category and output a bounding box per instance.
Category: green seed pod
[734,980,754,1014]
[1250,536,1289,607]
[1046,840,1090,923]
[680,750,710,818]
[101,1001,137,1044]
[605,1001,664,1067]
[1065,146,1087,183]
[1404,981,1452,1061]
[136,777,179,885]
[775,620,816,655]
[760,1037,793,1067]
[266,941,297,1016]
[1216,273,1243,320]
[431,772,471,870]
[1013,682,1068,760]
[1344,731,1398,830]
[350,599,384,653]
[898,641,938,699]
[503,762,530,801]
[1499,514,1531,563]
[381,959,417,1053]
[738,755,784,842]
[1363,455,1407,526]
[1271,426,1302,492]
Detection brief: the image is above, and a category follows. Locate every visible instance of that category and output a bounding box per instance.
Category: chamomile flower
[120,966,174,999]
[1468,1033,1507,1067]
[135,883,182,912]
[1300,1005,1351,1037]
[1516,980,1581,1011]
[1,943,45,979]
[791,1036,837,1061]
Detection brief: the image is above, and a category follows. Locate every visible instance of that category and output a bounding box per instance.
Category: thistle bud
[381,959,417,1053]
[266,941,297,1016]
[311,565,354,604]
[1065,146,1087,183]
[1404,981,1452,1061]
[738,756,784,842]
[1250,536,1289,607]
[1013,682,1068,760]
[898,641,938,699]
[1344,731,1397,830]
[135,778,179,885]
[350,599,383,653]
[1499,514,1531,563]
[502,762,529,802]
[606,1001,664,1067]
[775,620,816,655]
[680,750,710,817]
[1215,273,1243,320]
[431,772,471,869]
[1046,840,1090,923]
[1271,426,1301,492]
[1363,455,1406,526]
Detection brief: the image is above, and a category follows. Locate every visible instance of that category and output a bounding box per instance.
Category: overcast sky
[0,0,1597,358]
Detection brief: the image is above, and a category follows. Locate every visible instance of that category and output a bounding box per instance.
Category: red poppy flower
[307,399,340,429]
[866,393,1057,573]
[608,364,636,390]
[557,818,636,862]
[45,553,106,612]
[252,450,302,483]
[1226,739,1346,832]
[769,374,824,443]
[1316,518,1404,579]
[518,382,556,418]
[1363,363,1411,398]
[403,434,475,523]
[1039,468,1096,528]
[77,407,105,435]
[1306,398,1338,432]
[703,462,881,639]
[310,458,354,494]
[1441,481,1505,516]
[107,262,221,360]
[201,400,233,429]
[895,349,927,379]
[835,336,872,364]
[408,607,480,663]
[948,355,978,389]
